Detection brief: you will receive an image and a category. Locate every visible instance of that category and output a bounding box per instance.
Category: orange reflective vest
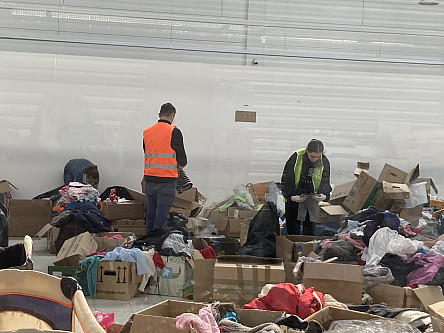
[143,122,178,178]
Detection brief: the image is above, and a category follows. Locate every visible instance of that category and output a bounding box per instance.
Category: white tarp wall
[0,0,443,203]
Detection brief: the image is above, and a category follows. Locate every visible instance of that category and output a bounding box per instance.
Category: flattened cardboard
[298,261,363,304]
[95,260,142,300]
[343,172,378,213]
[7,199,52,237]
[305,306,380,330]
[212,256,285,307]
[102,201,145,220]
[53,232,97,266]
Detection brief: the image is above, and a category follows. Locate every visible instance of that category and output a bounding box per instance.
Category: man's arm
[281,153,297,199]
[171,128,187,168]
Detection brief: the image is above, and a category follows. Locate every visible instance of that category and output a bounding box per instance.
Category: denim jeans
[145,181,176,233]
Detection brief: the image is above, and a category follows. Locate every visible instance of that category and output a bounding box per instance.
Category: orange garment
[143,122,178,178]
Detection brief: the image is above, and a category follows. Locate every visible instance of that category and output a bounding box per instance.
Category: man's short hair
[159,103,176,117]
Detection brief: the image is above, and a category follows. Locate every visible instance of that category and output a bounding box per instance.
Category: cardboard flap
[406,163,420,184]
[382,181,410,199]
[412,285,444,310]
[35,223,53,239]
[0,179,18,192]
[319,205,349,216]
[303,262,363,283]
[329,181,355,205]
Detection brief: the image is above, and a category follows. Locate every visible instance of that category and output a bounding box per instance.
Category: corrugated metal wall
[1,1,443,201]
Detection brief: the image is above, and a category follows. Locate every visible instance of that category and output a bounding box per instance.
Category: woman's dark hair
[83,164,99,185]
[307,139,324,153]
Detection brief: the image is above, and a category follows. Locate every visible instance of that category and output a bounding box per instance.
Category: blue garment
[64,158,93,184]
[102,247,149,275]
[222,311,238,322]
[145,181,176,232]
[78,254,104,297]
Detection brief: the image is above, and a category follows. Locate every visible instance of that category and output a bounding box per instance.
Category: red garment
[153,252,164,269]
[242,283,324,319]
[199,245,217,259]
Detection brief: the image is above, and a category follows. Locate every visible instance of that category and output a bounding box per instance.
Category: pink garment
[176,307,220,333]
[405,253,444,286]
[103,234,124,239]
[337,232,366,251]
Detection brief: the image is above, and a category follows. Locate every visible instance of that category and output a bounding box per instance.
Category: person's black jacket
[281,151,332,200]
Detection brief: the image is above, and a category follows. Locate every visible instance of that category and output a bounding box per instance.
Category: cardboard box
[204,237,241,256]
[210,210,249,237]
[296,261,363,304]
[0,179,16,204]
[378,163,420,185]
[317,204,349,223]
[172,187,206,210]
[113,219,146,227]
[366,284,444,310]
[305,306,380,330]
[276,235,331,262]
[155,255,193,298]
[93,232,135,252]
[429,301,444,333]
[193,258,216,302]
[112,226,146,236]
[7,199,52,237]
[120,299,284,333]
[95,260,142,300]
[53,232,97,266]
[343,172,378,213]
[247,182,272,206]
[382,181,410,199]
[212,256,285,307]
[227,207,258,219]
[102,201,145,220]
[354,162,370,177]
[399,204,423,226]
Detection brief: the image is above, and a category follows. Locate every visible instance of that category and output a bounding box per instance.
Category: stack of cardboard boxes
[319,163,436,226]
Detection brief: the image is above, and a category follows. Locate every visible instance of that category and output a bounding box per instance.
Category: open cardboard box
[7,198,52,236]
[276,235,331,262]
[294,261,363,304]
[305,306,381,330]
[366,284,444,310]
[119,299,285,333]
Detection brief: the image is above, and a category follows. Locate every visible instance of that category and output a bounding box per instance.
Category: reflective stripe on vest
[143,122,178,178]
[293,148,323,193]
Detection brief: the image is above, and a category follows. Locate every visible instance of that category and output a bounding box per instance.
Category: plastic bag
[326,318,421,333]
[404,182,428,209]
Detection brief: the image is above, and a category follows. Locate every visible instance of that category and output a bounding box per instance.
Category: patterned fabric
[177,168,193,193]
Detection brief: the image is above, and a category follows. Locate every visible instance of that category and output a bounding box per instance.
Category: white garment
[297,196,318,222]
[138,248,157,293]
[362,227,423,267]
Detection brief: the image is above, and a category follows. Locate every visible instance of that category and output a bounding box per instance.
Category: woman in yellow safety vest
[281,139,332,235]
